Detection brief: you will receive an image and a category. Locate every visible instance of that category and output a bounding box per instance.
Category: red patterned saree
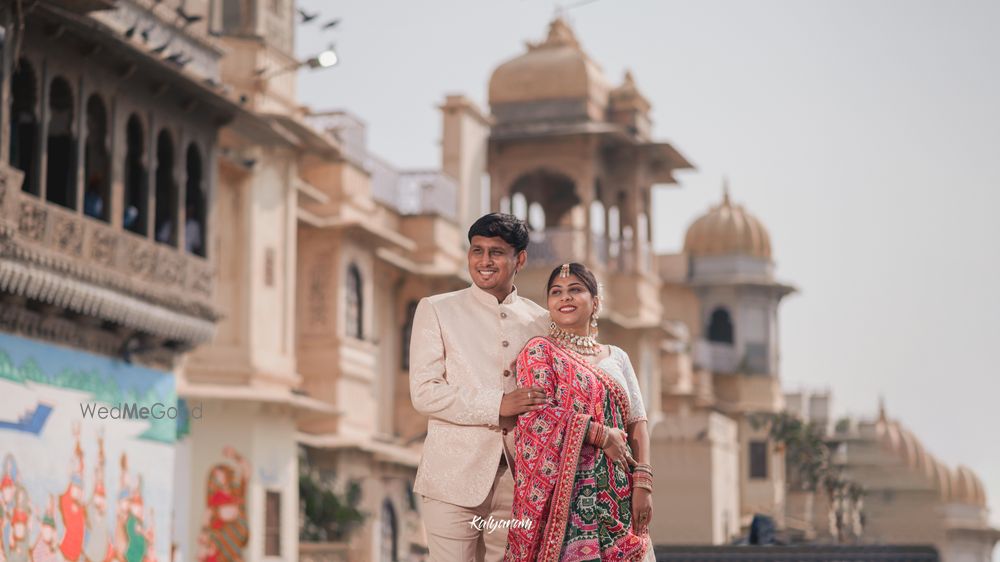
[504,337,650,562]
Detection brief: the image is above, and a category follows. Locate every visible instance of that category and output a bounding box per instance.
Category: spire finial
[878,395,887,422]
[722,176,731,205]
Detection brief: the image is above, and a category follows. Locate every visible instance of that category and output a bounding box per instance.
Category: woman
[505,263,655,562]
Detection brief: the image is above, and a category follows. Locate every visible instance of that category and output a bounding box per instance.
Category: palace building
[0,4,994,562]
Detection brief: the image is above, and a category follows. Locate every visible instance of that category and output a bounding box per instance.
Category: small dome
[609,70,650,113]
[684,183,772,259]
[488,18,609,108]
[953,466,987,507]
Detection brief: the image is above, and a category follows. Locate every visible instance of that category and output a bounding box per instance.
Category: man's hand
[602,428,637,468]
[500,386,547,416]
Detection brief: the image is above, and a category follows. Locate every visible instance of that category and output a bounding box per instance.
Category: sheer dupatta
[505,337,649,562]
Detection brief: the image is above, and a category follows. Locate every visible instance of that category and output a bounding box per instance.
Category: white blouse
[597,345,647,425]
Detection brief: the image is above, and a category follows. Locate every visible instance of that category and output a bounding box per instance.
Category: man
[410,213,549,561]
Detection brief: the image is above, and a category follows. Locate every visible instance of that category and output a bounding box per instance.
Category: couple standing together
[409,213,656,562]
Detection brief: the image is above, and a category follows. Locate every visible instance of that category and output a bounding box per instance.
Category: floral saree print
[505,337,650,562]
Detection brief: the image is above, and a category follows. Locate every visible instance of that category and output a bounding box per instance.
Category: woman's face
[547,274,596,331]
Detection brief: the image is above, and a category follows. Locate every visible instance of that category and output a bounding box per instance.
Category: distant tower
[684,181,795,377]
[485,16,693,324]
[683,181,797,524]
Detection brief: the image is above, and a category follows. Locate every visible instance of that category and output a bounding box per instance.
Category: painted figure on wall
[60,425,86,562]
[111,454,132,562]
[1,455,23,554]
[124,483,151,562]
[196,447,249,562]
[4,488,30,562]
[85,430,110,562]
[30,496,60,562]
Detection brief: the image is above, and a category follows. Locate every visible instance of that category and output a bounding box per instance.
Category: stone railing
[0,165,216,344]
[299,542,351,562]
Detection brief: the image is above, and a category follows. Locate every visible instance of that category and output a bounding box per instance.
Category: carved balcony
[0,165,216,362]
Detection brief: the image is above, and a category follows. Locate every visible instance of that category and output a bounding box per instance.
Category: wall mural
[0,332,175,561]
[196,447,249,562]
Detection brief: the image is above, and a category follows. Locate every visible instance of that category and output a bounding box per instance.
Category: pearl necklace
[548,322,600,356]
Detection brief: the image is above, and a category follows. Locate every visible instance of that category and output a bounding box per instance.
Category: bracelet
[633,475,654,489]
[587,422,596,446]
[633,465,653,476]
[596,424,608,448]
[591,423,609,449]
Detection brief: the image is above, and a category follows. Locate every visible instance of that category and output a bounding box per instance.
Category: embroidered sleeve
[617,348,647,424]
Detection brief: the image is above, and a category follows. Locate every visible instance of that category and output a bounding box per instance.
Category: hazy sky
[295,0,1000,539]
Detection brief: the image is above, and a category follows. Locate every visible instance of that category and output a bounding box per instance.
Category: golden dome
[953,466,987,507]
[488,18,609,107]
[684,183,772,259]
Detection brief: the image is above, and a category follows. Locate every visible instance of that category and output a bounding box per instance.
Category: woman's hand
[632,487,653,535]
[601,427,636,469]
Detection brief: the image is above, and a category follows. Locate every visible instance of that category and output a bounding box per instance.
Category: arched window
[708,307,735,344]
[527,201,545,231]
[499,195,511,215]
[46,76,77,209]
[154,129,178,246]
[84,95,110,222]
[10,59,39,195]
[379,499,398,562]
[511,192,527,221]
[345,264,363,339]
[401,300,418,370]
[124,115,148,235]
[185,143,206,256]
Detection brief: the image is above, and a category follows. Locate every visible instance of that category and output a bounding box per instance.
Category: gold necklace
[548,322,599,356]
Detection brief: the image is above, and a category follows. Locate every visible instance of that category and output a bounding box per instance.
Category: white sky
[295,0,1000,546]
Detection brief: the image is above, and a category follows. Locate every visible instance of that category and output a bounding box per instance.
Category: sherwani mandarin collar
[469,283,522,307]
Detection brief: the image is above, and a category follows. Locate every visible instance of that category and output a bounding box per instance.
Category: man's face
[468,236,525,294]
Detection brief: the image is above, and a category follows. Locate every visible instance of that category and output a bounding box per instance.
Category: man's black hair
[467,213,529,253]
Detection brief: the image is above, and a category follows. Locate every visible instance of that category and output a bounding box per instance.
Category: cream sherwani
[410,284,548,561]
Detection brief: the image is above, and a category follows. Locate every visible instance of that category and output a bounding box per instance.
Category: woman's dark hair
[546,262,599,297]
[468,213,529,253]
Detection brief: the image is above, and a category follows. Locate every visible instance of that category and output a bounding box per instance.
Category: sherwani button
[502,341,509,347]
[501,312,508,319]
[504,370,511,377]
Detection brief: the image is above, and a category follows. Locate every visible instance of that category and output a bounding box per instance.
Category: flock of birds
[121,1,339,74]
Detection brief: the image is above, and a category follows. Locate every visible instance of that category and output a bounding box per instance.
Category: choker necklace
[549,322,599,356]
